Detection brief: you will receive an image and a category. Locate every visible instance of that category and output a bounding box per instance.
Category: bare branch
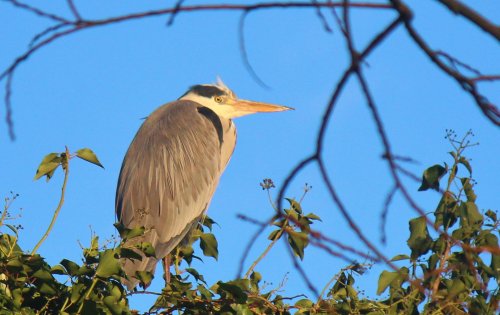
[436,0,500,41]
[66,0,82,21]
[390,0,500,126]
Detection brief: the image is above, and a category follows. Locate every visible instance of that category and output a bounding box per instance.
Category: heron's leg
[162,255,171,284]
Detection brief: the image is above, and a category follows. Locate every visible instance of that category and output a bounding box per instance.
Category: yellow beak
[230,99,294,113]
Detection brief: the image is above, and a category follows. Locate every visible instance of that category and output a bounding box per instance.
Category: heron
[115,79,292,290]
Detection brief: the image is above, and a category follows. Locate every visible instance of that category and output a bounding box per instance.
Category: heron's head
[179,78,292,119]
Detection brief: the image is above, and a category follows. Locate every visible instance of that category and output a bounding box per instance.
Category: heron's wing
[116,100,223,252]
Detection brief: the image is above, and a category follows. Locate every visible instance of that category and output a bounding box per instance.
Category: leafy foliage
[0,134,498,314]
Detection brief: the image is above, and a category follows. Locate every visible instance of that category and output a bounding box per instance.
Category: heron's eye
[214,96,224,103]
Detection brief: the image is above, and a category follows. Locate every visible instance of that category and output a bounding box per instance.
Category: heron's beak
[231,99,294,114]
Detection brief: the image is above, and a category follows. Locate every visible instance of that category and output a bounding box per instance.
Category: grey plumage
[116,80,291,290]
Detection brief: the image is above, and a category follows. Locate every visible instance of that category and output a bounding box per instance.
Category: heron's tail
[121,252,159,290]
[120,230,173,291]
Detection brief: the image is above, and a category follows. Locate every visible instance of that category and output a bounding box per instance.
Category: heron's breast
[220,119,237,171]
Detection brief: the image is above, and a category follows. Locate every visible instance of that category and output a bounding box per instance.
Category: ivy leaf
[459,201,483,230]
[286,198,302,214]
[119,248,142,261]
[95,249,121,278]
[60,259,80,276]
[217,281,248,304]
[186,267,206,284]
[268,229,282,241]
[407,216,432,259]
[485,209,497,222]
[288,230,309,260]
[76,148,104,168]
[114,223,145,240]
[136,270,154,288]
[34,153,62,181]
[446,279,466,299]
[418,164,447,191]
[305,213,322,221]
[103,296,124,315]
[137,242,155,257]
[458,156,472,174]
[390,254,410,261]
[461,178,477,202]
[199,233,218,260]
[377,270,400,295]
[295,298,314,308]
[197,284,213,301]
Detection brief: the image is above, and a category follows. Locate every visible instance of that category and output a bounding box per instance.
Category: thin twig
[31,147,70,255]
[66,0,82,20]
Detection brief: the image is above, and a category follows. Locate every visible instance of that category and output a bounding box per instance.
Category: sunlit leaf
[76,148,104,168]
[288,230,309,260]
[34,153,61,181]
[286,198,302,214]
[217,281,248,304]
[96,249,121,278]
[136,270,154,288]
[458,157,472,174]
[407,216,432,259]
[390,254,410,261]
[60,259,80,276]
[199,233,218,260]
[377,270,400,295]
[138,242,155,257]
[186,267,206,284]
[418,164,447,191]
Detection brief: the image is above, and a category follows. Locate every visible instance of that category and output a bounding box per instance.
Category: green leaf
[114,223,145,241]
[250,271,262,284]
[434,191,457,229]
[390,254,410,261]
[377,270,399,295]
[458,157,472,174]
[39,282,57,296]
[295,298,314,308]
[34,153,62,181]
[201,216,217,231]
[491,254,500,277]
[119,248,142,261]
[267,229,281,241]
[217,281,248,304]
[305,213,322,221]
[71,283,85,303]
[199,233,218,260]
[461,178,477,202]
[76,148,104,168]
[138,242,155,257]
[186,267,206,284]
[485,209,497,222]
[32,268,54,282]
[407,216,432,259]
[60,259,80,276]
[288,230,309,260]
[135,270,153,288]
[460,201,483,230]
[197,284,213,301]
[103,296,124,315]
[286,198,302,214]
[95,249,121,278]
[418,164,447,191]
[446,279,466,299]
[50,264,68,275]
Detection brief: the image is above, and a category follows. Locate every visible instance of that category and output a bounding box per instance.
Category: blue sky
[1,0,499,311]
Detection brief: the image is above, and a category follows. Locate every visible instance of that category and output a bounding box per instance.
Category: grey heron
[115,79,292,290]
